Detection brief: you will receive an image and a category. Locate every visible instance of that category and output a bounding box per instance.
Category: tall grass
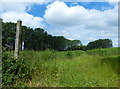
[86,47,119,56]
[28,54,119,87]
[2,47,119,87]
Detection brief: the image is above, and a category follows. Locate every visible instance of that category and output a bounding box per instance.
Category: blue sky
[27,2,115,18]
[1,1,118,47]
[27,3,47,18]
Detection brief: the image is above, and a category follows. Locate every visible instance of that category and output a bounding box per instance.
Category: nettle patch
[2,52,33,87]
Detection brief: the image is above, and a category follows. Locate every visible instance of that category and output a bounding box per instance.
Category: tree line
[2,22,81,51]
[2,22,113,51]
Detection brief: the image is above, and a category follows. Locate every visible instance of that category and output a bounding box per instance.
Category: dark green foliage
[79,45,87,51]
[21,26,34,50]
[67,45,87,51]
[2,22,114,51]
[87,39,113,50]
[66,40,82,51]
[2,22,16,51]
[2,52,32,87]
[2,22,81,51]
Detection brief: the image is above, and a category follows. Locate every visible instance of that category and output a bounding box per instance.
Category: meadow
[2,47,120,87]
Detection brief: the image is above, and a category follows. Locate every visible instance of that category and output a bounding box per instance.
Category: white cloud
[0,0,51,17]
[106,0,119,3]
[46,25,118,47]
[1,0,46,28]
[44,1,118,47]
[1,2,34,13]
[1,0,118,47]
[44,1,87,26]
[44,1,118,27]
[1,11,45,28]
[1,0,51,12]
[2,0,119,2]
[1,0,51,2]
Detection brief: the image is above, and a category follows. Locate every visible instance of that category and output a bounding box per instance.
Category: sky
[0,0,119,47]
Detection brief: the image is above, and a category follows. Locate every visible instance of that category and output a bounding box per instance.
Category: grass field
[2,47,120,87]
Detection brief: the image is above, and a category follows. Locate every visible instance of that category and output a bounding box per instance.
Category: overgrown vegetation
[2,52,33,87]
[2,21,119,87]
[2,47,119,87]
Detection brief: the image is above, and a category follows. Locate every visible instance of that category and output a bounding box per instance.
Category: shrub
[87,39,113,50]
[2,52,33,87]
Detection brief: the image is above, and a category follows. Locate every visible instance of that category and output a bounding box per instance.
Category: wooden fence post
[0,18,3,88]
[14,20,22,59]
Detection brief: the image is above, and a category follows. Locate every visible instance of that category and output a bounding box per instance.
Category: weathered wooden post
[0,18,3,88]
[0,18,3,54]
[14,20,22,59]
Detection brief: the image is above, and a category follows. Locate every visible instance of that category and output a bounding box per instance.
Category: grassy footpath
[2,47,119,87]
[27,55,119,87]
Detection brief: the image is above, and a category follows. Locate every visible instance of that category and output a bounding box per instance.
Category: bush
[87,39,113,50]
[2,52,33,87]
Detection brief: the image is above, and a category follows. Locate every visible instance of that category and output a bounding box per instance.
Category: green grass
[3,47,120,87]
[28,54,119,87]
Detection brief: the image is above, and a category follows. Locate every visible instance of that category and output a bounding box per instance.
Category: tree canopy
[2,22,81,51]
[87,39,113,50]
[2,22,113,51]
